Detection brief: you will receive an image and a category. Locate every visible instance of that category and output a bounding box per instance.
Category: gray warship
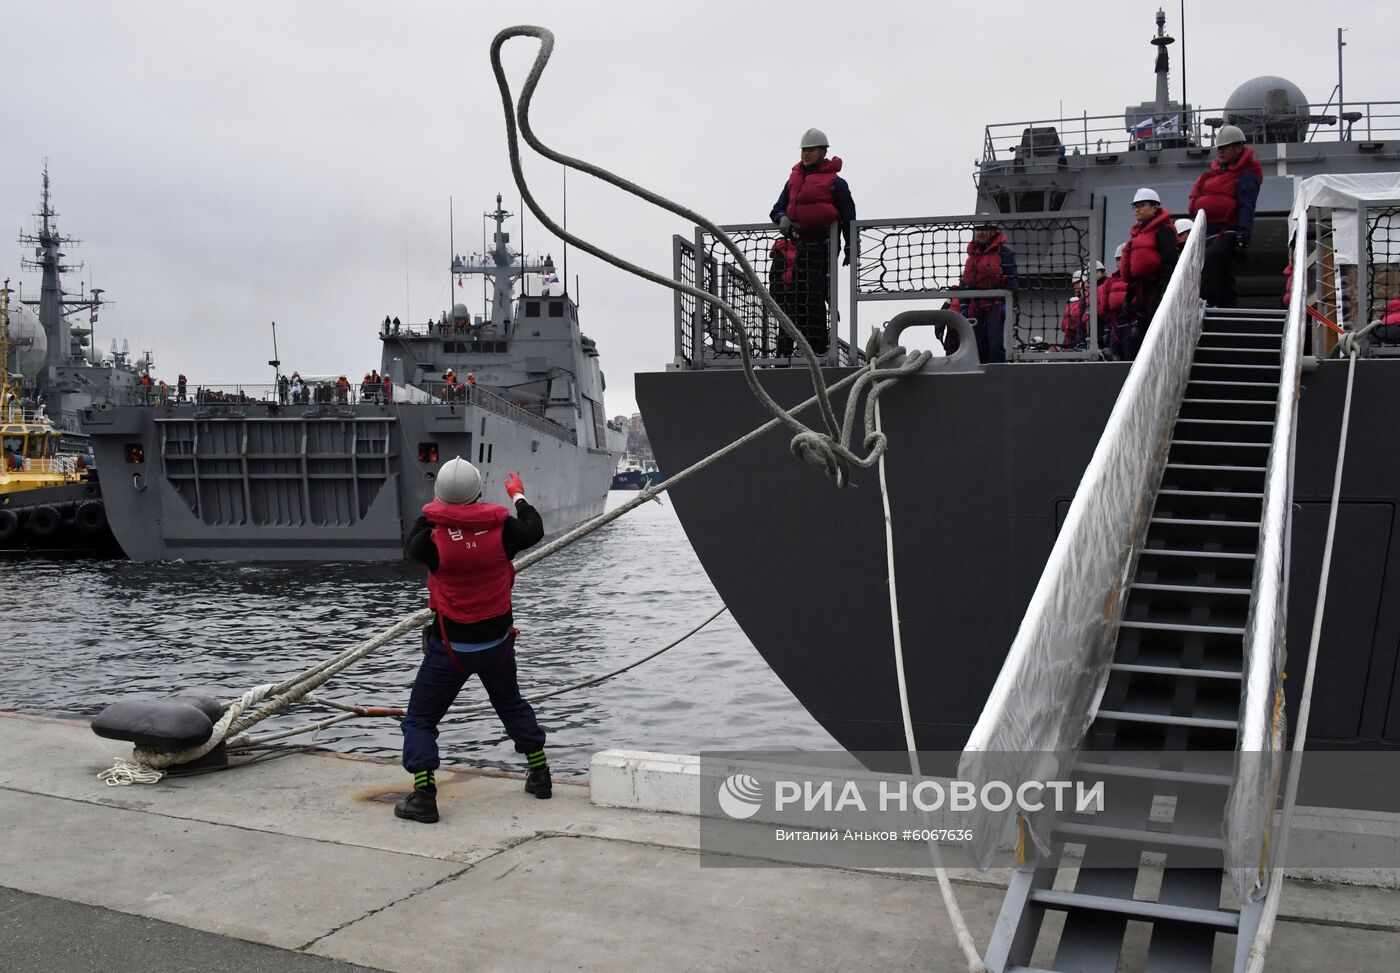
[83,197,626,561]
[2,168,133,557]
[633,13,1400,968]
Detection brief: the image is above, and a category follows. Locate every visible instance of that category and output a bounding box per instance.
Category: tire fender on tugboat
[75,500,107,532]
[25,504,61,537]
[0,507,17,541]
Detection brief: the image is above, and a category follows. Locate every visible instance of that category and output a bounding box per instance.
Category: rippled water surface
[1,493,835,773]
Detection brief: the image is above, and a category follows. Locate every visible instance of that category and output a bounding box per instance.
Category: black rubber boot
[525,765,552,800]
[395,788,439,823]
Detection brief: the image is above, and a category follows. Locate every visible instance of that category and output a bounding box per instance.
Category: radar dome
[1224,76,1311,142]
[452,302,471,320]
[8,303,48,380]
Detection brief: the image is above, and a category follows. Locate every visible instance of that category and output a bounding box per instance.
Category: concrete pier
[3,711,1399,972]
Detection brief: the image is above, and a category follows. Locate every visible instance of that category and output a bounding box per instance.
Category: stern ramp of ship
[958,213,1317,972]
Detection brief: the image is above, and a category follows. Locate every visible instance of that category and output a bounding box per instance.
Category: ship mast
[1,278,18,422]
[18,165,108,396]
[451,194,554,329]
[1151,8,1175,124]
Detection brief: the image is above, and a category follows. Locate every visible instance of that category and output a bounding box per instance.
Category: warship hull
[83,399,617,561]
[637,359,1400,756]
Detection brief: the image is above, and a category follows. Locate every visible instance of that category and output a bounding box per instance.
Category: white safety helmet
[435,456,482,505]
[1132,187,1161,205]
[1216,124,1247,147]
[1174,218,1195,236]
[800,127,830,149]
[1114,243,1127,260]
[1071,270,1086,284]
[1094,260,1106,272]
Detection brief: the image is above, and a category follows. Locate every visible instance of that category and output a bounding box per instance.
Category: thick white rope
[1244,321,1376,972]
[97,758,164,787]
[877,400,986,972]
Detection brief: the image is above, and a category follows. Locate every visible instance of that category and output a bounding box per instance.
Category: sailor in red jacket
[769,127,857,357]
[1059,272,1090,348]
[1189,124,1263,308]
[768,228,801,356]
[1119,187,1180,360]
[396,457,548,823]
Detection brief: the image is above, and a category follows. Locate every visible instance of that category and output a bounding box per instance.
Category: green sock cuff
[526,750,547,768]
[413,770,436,790]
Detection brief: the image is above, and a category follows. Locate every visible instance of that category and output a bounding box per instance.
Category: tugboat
[0,278,117,557]
[83,197,626,561]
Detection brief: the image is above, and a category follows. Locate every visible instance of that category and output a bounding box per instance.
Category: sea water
[0,493,835,774]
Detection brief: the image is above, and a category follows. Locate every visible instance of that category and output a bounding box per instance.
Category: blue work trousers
[401,631,545,773]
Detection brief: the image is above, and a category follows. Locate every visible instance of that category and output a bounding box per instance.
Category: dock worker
[1188,124,1263,308]
[958,216,1018,363]
[139,371,153,405]
[1119,187,1179,360]
[176,374,187,402]
[768,127,857,357]
[396,458,549,824]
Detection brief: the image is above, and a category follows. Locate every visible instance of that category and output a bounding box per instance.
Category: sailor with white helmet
[1188,124,1263,307]
[768,127,857,357]
[1099,243,1131,357]
[396,456,549,823]
[1119,187,1180,360]
[1174,217,1195,245]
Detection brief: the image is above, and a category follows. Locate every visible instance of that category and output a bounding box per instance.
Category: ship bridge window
[548,301,564,317]
[444,341,467,354]
[525,301,541,318]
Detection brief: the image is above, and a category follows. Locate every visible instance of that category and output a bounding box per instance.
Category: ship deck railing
[672,206,1106,369]
[982,98,1400,164]
[98,381,578,445]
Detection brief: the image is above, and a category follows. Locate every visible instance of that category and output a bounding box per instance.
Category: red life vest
[1188,146,1263,229]
[1122,209,1175,288]
[422,499,516,624]
[1099,273,1129,317]
[1060,298,1088,345]
[962,233,1009,288]
[1282,264,1293,308]
[1384,297,1400,326]
[786,157,843,230]
[771,237,797,285]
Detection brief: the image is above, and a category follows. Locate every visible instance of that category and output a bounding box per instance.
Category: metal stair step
[1131,581,1251,596]
[1190,362,1280,371]
[1168,439,1270,449]
[1174,417,1274,428]
[1181,397,1278,407]
[1110,662,1243,681]
[1073,760,1235,787]
[1095,710,1240,731]
[1186,379,1279,388]
[1119,619,1245,636]
[1163,464,1266,473]
[1193,345,1281,354]
[1149,517,1261,528]
[1157,488,1263,499]
[1138,547,1256,560]
[1027,889,1239,930]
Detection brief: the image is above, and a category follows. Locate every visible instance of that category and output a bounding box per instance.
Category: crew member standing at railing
[1189,124,1262,308]
[177,374,187,403]
[1119,188,1179,361]
[1060,272,1090,348]
[958,216,1018,363]
[1098,244,1130,358]
[768,226,800,357]
[769,128,856,358]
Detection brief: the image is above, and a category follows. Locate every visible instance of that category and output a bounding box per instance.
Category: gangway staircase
[984,306,1289,973]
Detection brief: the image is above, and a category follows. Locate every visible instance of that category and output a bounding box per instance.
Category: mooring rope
[876,400,986,973]
[102,24,931,781]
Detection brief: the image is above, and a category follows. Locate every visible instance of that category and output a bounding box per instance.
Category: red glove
[504,471,525,503]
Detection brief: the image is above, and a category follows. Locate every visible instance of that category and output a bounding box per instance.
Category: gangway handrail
[959,212,1208,867]
[1223,212,1309,904]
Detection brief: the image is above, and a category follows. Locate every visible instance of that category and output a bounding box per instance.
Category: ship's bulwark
[83,401,615,561]
[638,360,1400,763]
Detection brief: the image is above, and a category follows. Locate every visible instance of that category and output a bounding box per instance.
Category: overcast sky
[2,1,1388,417]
